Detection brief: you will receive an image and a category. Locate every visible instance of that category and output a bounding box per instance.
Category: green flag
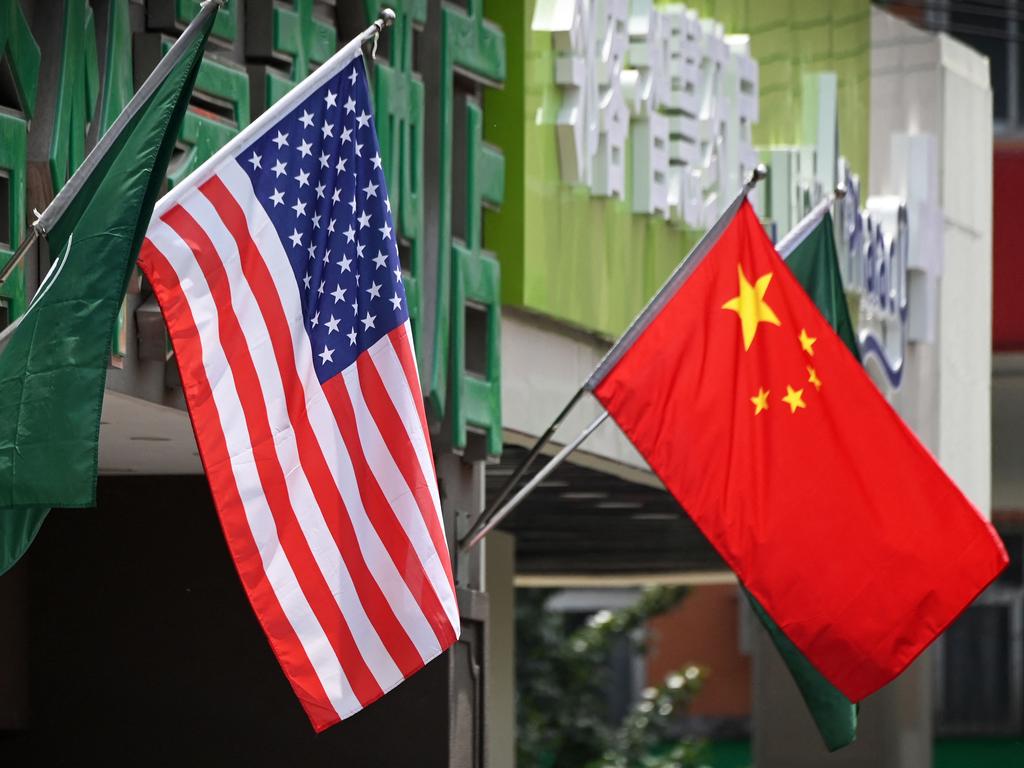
[741,210,860,751]
[0,3,218,576]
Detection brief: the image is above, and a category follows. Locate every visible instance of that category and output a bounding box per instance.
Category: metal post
[0,229,39,289]
[460,410,610,551]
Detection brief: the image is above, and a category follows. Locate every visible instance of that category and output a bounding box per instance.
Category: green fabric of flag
[742,210,860,751]
[0,6,217,576]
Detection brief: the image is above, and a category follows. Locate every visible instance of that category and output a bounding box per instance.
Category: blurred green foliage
[516,585,713,768]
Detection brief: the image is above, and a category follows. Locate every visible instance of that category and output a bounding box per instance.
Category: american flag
[138,50,459,731]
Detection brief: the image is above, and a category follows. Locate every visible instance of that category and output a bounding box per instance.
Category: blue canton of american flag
[139,50,458,733]
[241,58,406,381]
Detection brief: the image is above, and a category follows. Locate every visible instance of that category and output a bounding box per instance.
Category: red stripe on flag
[319,370,454,649]
[391,327,436,473]
[199,176,426,676]
[138,240,341,731]
[388,325,453,591]
[357,341,457,606]
[160,204,384,706]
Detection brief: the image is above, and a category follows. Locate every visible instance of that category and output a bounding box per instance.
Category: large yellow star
[722,265,781,350]
[751,387,770,415]
[782,385,806,413]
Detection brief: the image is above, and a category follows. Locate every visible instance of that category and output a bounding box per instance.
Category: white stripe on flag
[174,188,408,687]
[145,217,357,719]
[216,162,447,659]
[342,356,460,632]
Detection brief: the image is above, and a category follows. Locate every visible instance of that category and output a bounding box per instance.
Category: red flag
[591,200,1007,701]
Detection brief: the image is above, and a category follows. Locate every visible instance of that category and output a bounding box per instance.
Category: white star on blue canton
[237,58,409,386]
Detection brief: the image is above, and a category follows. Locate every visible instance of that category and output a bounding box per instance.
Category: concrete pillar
[752,622,931,767]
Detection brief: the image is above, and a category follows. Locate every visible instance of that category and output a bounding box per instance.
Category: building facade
[0,0,1013,766]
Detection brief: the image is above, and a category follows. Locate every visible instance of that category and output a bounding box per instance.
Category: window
[935,531,1024,735]
[889,0,1024,133]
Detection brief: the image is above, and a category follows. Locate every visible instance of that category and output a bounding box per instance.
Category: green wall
[483,0,870,339]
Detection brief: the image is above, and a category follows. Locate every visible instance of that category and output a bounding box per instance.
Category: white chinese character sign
[533,0,759,229]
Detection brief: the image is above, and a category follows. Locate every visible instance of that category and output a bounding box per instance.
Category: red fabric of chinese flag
[592,201,1007,701]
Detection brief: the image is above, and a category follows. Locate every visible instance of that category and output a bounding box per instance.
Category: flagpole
[35,0,225,235]
[458,164,769,552]
[461,386,586,541]
[461,411,610,552]
[0,229,39,288]
[775,183,847,260]
[586,164,767,389]
[1,6,397,291]
[149,9,395,223]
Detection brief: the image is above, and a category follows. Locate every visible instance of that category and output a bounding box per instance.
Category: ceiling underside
[490,445,726,577]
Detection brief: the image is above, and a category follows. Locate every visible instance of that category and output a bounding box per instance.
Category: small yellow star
[750,387,770,415]
[799,328,816,356]
[782,385,806,413]
[807,366,822,390]
[722,265,781,350]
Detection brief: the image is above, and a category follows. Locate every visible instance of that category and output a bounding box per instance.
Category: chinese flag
[591,201,1007,701]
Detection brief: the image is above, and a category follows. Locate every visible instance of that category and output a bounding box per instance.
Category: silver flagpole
[461,411,610,552]
[774,183,846,260]
[34,0,225,235]
[458,164,769,552]
[0,229,39,288]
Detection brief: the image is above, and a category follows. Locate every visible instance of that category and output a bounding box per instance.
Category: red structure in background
[994,144,1024,351]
